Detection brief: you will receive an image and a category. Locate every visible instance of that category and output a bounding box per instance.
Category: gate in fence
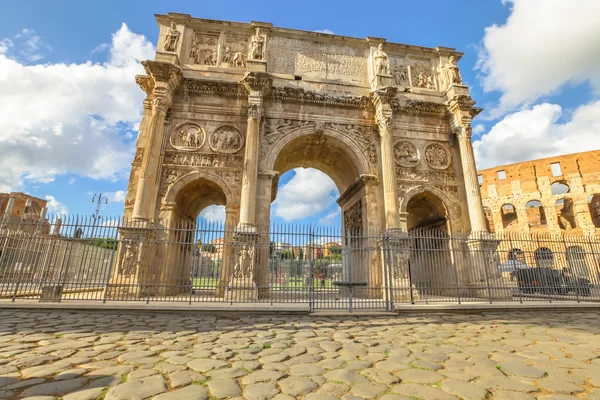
[1,215,600,311]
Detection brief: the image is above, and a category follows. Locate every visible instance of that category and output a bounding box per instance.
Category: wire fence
[0,214,599,311]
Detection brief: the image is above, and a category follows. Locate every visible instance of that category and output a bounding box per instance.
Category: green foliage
[280,249,295,260]
[201,243,216,253]
[87,238,118,250]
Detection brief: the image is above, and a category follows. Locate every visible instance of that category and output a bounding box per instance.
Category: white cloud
[314,29,334,34]
[273,168,338,222]
[0,23,154,192]
[473,100,600,169]
[472,124,485,135]
[199,205,226,223]
[44,195,68,215]
[318,209,340,225]
[476,0,600,117]
[106,190,126,203]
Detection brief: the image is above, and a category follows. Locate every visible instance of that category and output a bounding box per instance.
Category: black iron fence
[0,215,599,311]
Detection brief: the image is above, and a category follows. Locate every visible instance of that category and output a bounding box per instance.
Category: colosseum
[478,150,600,278]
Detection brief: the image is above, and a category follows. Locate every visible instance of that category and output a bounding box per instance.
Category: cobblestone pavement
[0,310,599,400]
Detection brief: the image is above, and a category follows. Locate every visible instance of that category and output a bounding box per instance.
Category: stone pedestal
[370,74,394,89]
[155,51,179,65]
[225,230,259,301]
[463,234,509,301]
[104,222,158,300]
[247,59,267,72]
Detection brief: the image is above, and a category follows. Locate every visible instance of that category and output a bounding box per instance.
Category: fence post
[308,227,314,313]
[103,218,120,304]
[11,233,33,303]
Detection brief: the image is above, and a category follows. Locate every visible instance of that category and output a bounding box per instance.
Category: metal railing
[0,215,599,310]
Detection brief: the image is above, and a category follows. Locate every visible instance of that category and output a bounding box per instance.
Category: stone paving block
[392,383,460,400]
[244,382,280,400]
[207,378,242,399]
[278,376,318,396]
[20,378,88,397]
[104,374,166,400]
[62,387,105,400]
[395,369,444,383]
[324,369,368,385]
[153,384,209,400]
[187,358,228,373]
[441,378,488,400]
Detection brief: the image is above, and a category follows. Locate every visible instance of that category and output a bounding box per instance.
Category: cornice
[337,174,379,205]
[391,99,448,118]
[268,86,371,109]
[183,78,247,97]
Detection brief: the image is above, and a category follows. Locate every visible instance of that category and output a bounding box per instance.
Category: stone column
[131,62,182,222]
[237,72,273,231]
[370,87,400,231]
[455,125,488,232]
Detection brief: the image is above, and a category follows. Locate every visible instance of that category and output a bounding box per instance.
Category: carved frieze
[344,200,363,232]
[169,123,206,151]
[189,33,219,65]
[390,59,409,86]
[411,62,436,90]
[393,140,419,167]
[222,33,248,67]
[423,142,451,170]
[184,78,246,98]
[396,167,456,184]
[164,151,244,168]
[269,87,370,109]
[209,126,244,154]
[391,99,448,118]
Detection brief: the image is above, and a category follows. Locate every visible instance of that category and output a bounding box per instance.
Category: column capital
[452,123,472,139]
[369,86,398,109]
[240,71,273,95]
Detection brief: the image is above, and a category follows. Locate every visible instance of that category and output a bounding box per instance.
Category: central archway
[259,128,382,301]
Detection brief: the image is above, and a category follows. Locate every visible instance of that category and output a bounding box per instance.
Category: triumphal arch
[111,13,490,299]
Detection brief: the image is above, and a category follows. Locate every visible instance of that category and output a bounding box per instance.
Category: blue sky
[0,0,599,227]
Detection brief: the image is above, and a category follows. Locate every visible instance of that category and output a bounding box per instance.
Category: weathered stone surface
[20,378,88,397]
[392,383,459,400]
[324,369,368,385]
[278,376,318,396]
[207,379,241,399]
[153,385,209,400]
[62,387,105,400]
[187,358,228,372]
[104,375,166,400]
[441,379,488,400]
[244,382,280,400]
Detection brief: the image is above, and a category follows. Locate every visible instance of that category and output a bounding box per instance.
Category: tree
[201,243,216,253]
[280,250,294,260]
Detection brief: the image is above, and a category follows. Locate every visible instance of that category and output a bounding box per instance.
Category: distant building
[478,150,600,234]
[0,192,49,234]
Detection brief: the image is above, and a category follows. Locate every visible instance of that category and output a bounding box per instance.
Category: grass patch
[431,381,441,388]
[120,373,128,384]
[194,378,212,387]
[409,363,426,370]
[263,343,271,349]
[54,334,64,339]
[495,365,503,371]
[95,387,110,400]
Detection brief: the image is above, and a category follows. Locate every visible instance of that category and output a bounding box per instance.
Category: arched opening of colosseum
[508,248,526,263]
[406,191,452,292]
[566,246,589,277]
[268,131,375,295]
[587,194,600,228]
[525,200,547,227]
[160,175,234,297]
[551,181,570,195]
[483,207,495,233]
[555,198,577,230]
[534,247,554,268]
[501,203,518,229]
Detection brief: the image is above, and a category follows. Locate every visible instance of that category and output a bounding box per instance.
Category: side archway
[400,185,456,231]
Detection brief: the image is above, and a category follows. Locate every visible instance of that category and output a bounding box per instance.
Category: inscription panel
[267,36,368,81]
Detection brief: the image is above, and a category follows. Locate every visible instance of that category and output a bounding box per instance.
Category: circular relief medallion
[209,125,244,154]
[423,142,451,170]
[170,123,206,151]
[393,140,420,167]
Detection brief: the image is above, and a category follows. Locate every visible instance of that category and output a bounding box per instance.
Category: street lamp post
[90,193,108,239]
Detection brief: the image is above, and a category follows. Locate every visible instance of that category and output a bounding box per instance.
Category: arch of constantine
[111,13,491,300]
